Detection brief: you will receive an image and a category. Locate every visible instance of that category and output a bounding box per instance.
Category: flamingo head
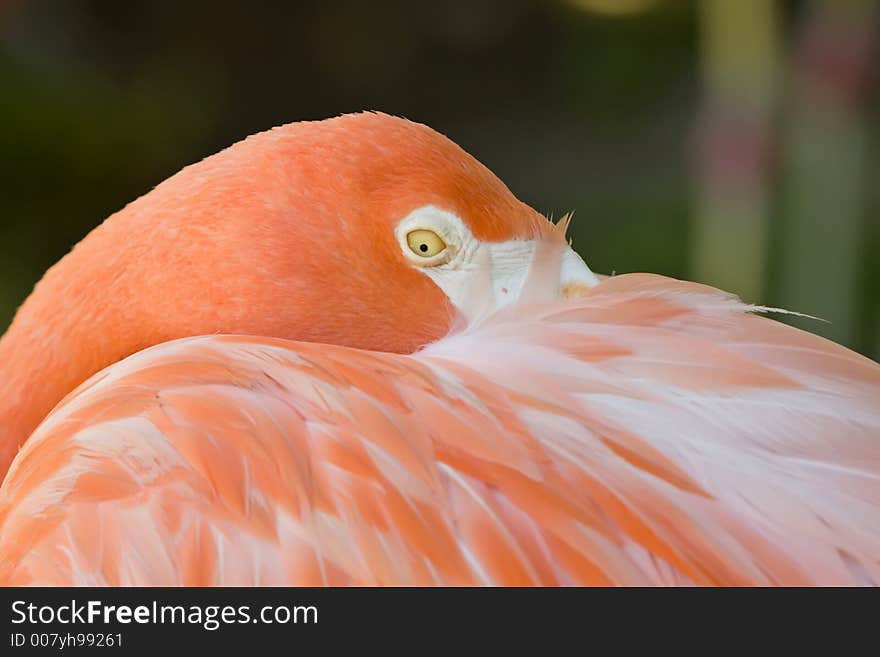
[175,111,599,354]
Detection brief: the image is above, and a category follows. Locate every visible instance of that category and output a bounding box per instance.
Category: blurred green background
[1,0,878,358]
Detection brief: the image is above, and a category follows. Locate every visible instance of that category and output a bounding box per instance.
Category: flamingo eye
[406,229,446,259]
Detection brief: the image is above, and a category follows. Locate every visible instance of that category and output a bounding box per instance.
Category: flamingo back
[1,273,878,586]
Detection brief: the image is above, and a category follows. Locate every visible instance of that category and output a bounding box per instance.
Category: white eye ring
[395,206,467,267]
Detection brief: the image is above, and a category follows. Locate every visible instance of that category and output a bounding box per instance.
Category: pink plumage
[2,272,877,585]
[0,114,877,586]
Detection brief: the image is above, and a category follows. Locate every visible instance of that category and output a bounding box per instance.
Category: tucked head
[0,112,597,475]
[195,111,598,349]
[85,111,597,354]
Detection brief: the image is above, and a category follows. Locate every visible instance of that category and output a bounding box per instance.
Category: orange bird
[0,113,878,586]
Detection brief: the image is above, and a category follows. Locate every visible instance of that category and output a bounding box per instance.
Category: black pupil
[419,243,428,253]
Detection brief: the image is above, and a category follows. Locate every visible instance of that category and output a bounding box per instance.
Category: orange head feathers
[0,112,596,478]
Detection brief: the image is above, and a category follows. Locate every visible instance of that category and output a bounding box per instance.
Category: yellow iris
[406,229,446,258]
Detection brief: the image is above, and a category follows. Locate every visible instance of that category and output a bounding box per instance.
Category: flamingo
[0,112,877,586]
